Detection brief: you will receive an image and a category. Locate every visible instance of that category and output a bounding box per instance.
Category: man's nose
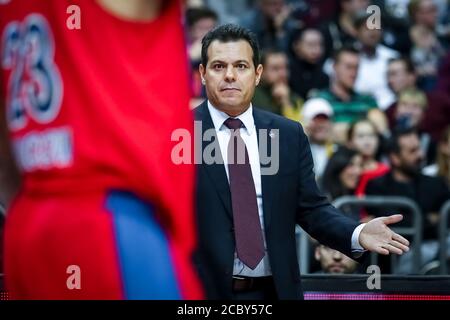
[333,251,343,261]
[224,65,236,82]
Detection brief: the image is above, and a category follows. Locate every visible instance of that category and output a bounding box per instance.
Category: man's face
[315,245,358,274]
[259,0,285,19]
[334,52,359,90]
[200,40,263,116]
[294,30,324,64]
[357,25,382,49]
[392,133,424,176]
[306,116,332,144]
[415,0,438,28]
[387,61,416,94]
[190,18,217,43]
[262,53,288,85]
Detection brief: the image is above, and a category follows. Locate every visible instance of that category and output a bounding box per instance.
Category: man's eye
[213,64,224,70]
[237,64,247,69]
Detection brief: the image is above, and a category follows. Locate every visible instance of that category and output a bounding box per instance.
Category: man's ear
[390,153,400,167]
[314,246,321,262]
[255,64,263,86]
[199,64,206,84]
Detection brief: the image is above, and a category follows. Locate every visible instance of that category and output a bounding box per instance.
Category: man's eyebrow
[234,60,250,65]
[209,59,226,65]
[209,59,250,65]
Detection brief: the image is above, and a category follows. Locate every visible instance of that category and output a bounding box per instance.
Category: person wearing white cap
[301,98,337,182]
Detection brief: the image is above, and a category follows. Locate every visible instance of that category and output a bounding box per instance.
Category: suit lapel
[196,102,233,219]
[253,109,277,230]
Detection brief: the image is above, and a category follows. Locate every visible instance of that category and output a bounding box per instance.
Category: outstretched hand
[359,214,410,255]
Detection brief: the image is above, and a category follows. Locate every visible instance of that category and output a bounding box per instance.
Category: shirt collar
[207,100,255,135]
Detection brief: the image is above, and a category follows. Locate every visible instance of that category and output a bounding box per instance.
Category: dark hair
[186,7,218,28]
[332,46,359,64]
[260,49,286,66]
[201,24,260,68]
[353,11,379,30]
[322,147,359,199]
[387,127,418,155]
[388,57,416,74]
[290,27,322,45]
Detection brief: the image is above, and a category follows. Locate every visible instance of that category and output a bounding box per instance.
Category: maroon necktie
[224,118,265,269]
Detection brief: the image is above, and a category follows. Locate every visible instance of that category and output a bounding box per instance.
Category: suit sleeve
[294,123,359,258]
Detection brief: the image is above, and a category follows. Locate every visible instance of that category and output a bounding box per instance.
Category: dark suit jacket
[194,101,359,299]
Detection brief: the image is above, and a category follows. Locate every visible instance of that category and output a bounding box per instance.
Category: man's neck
[97,0,163,21]
[208,100,251,118]
[361,45,377,58]
[392,168,412,183]
[331,82,352,101]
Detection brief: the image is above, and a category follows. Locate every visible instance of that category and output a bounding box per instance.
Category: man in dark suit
[194,24,409,300]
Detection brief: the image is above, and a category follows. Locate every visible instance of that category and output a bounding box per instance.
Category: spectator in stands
[252,50,302,120]
[408,0,449,46]
[240,0,299,52]
[288,0,339,29]
[365,127,450,241]
[394,88,436,165]
[313,47,387,143]
[288,27,329,100]
[320,0,369,59]
[423,125,450,187]
[386,57,417,99]
[385,57,450,143]
[347,119,389,197]
[353,11,399,110]
[301,98,336,183]
[315,244,359,274]
[186,7,218,107]
[408,0,447,91]
[322,147,363,222]
[435,126,450,186]
[372,0,412,55]
[201,0,254,25]
[322,147,363,201]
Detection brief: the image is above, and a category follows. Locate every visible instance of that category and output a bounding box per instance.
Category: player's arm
[97,0,164,21]
[0,78,20,209]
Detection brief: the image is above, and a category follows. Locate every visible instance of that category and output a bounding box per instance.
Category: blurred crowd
[185,0,450,275]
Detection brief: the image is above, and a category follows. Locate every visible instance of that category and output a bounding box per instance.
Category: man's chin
[401,166,422,178]
[328,266,345,274]
[216,100,248,113]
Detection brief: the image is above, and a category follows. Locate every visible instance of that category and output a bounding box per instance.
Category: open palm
[359,214,410,255]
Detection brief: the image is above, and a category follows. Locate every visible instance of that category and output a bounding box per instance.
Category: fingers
[380,243,404,255]
[381,214,403,225]
[374,246,390,255]
[389,239,409,253]
[392,233,410,247]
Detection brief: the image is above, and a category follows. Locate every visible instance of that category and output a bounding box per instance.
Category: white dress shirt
[207,101,365,277]
[354,45,399,110]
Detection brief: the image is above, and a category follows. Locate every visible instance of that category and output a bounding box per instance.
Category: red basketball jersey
[0,0,199,296]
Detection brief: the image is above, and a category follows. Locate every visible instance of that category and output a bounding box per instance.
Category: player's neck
[97,0,163,22]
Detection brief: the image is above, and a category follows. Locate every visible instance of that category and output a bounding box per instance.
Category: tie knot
[224,118,244,130]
